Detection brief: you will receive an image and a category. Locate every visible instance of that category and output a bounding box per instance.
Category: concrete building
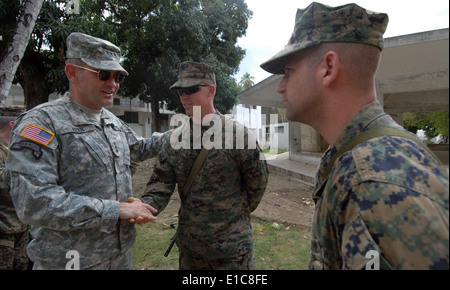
[5,29,449,176]
[238,29,449,168]
[232,104,291,151]
[5,86,176,137]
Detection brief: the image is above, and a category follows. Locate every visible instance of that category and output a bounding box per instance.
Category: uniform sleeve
[126,124,172,162]
[0,145,8,188]
[5,113,119,233]
[240,137,269,213]
[140,140,177,214]
[0,146,10,233]
[339,181,448,270]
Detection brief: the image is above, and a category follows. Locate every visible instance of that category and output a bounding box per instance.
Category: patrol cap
[0,105,25,116]
[260,2,389,74]
[66,32,129,76]
[170,61,216,89]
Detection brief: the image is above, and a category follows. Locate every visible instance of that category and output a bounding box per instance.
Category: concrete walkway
[264,152,319,187]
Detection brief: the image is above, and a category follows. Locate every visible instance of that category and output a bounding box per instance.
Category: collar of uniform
[333,100,386,153]
[63,95,108,126]
[315,100,386,186]
[0,138,8,149]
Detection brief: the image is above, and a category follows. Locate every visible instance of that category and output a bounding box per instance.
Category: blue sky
[236,0,450,84]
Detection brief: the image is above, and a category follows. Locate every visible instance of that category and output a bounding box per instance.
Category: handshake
[119,197,158,225]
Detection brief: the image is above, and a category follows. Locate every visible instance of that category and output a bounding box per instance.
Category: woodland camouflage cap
[170,61,216,89]
[66,32,129,75]
[0,105,25,116]
[261,2,389,74]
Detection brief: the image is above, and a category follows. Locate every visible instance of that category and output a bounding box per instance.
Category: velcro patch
[20,123,54,146]
[10,141,43,160]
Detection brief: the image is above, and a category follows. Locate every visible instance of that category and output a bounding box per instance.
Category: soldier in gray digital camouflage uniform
[0,106,30,270]
[140,61,269,270]
[261,2,449,269]
[5,32,168,270]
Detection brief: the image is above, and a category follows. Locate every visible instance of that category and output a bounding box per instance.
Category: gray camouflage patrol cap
[261,2,389,74]
[170,61,215,89]
[66,32,129,76]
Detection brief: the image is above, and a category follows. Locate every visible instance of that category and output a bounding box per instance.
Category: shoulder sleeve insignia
[10,141,43,160]
[20,123,55,146]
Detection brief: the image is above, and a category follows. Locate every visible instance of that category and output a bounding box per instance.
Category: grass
[132,218,311,270]
[252,220,311,270]
[132,222,180,270]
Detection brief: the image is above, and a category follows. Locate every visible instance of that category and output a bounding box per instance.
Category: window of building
[123,111,139,124]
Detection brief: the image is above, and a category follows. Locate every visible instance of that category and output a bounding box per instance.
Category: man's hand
[119,197,158,225]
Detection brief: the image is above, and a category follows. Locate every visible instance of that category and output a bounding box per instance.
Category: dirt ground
[132,158,315,229]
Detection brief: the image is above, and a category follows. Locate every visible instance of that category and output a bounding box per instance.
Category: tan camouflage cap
[66,32,129,76]
[261,2,389,74]
[170,61,216,89]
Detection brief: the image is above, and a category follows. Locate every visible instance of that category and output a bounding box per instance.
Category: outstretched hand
[119,197,158,225]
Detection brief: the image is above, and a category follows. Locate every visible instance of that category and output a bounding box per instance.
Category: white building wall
[261,122,289,151]
[233,104,261,141]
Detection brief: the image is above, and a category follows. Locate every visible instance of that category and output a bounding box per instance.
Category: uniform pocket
[59,125,112,172]
[309,238,325,270]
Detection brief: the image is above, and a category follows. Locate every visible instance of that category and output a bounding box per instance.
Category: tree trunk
[0,0,45,105]
[151,97,161,133]
[16,53,50,110]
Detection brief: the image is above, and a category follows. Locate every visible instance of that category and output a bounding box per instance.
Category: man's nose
[277,76,287,94]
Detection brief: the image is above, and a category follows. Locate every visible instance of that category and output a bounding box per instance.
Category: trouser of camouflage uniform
[179,247,255,270]
[0,231,30,270]
[32,247,133,270]
[85,248,133,270]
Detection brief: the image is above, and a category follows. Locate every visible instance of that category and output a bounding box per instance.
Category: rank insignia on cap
[20,124,55,146]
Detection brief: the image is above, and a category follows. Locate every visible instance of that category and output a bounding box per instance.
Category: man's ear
[209,85,216,98]
[319,51,339,87]
[65,64,77,83]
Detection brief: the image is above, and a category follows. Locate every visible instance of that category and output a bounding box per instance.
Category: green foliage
[0,0,21,43]
[427,111,449,138]
[133,218,311,270]
[252,220,311,270]
[114,0,252,115]
[404,111,449,141]
[238,72,255,92]
[2,0,251,115]
[1,0,120,103]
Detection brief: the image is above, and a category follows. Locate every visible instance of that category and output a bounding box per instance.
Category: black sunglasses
[72,64,126,84]
[177,84,210,97]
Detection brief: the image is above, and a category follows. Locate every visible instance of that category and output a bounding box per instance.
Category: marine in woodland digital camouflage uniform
[0,106,29,270]
[141,61,269,270]
[5,33,167,270]
[261,2,449,269]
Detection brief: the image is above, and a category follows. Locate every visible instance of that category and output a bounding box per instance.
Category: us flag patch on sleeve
[20,123,55,146]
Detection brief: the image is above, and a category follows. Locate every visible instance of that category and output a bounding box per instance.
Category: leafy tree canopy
[404,111,449,142]
[1,0,252,130]
[238,72,255,92]
[112,0,252,117]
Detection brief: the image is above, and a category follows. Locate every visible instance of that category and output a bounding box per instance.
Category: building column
[376,81,384,108]
[143,115,152,138]
[289,121,302,160]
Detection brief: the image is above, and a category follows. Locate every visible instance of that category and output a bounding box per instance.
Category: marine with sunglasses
[140,61,269,270]
[5,32,168,269]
